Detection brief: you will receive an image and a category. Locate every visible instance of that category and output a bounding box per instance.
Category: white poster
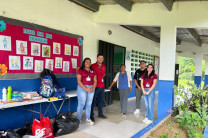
[63,61,69,72]
[35,60,44,72]
[64,44,71,55]
[71,58,77,69]
[73,46,79,56]
[31,42,41,56]
[23,56,33,70]
[53,42,61,54]
[55,57,62,68]
[9,56,21,70]
[16,40,27,55]
[45,59,53,71]
[0,35,11,51]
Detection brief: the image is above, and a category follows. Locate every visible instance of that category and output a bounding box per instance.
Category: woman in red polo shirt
[141,64,157,125]
[77,58,97,125]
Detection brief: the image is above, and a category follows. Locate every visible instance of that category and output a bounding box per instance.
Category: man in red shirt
[90,54,107,122]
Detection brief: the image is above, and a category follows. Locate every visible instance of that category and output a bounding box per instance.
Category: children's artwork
[55,57,62,68]
[42,45,50,57]
[31,43,41,56]
[16,40,27,55]
[71,58,77,69]
[45,59,53,71]
[23,56,33,70]
[0,35,11,51]
[63,61,69,72]
[73,46,79,56]
[65,44,71,55]
[9,56,20,70]
[53,42,61,54]
[35,60,43,72]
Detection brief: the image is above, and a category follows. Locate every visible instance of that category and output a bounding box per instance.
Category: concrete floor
[58,92,158,138]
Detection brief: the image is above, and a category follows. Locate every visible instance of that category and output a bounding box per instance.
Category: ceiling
[69,0,208,47]
[95,0,206,5]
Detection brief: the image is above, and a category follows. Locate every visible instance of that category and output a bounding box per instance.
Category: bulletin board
[0,16,83,79]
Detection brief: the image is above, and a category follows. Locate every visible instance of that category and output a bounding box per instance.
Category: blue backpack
[39,75,54,98]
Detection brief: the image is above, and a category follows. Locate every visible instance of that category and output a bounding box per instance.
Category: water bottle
[2,87,7,102]
[7,86,12,100]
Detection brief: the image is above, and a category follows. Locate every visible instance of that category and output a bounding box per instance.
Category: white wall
[94,1,208,28]
[0,0,159,72]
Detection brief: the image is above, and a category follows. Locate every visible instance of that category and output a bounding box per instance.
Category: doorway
[99,40,126,104]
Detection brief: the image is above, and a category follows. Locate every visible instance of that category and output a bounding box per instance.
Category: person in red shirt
[141,64,157,125]
[90,54,107,122]
[77,58,97,125]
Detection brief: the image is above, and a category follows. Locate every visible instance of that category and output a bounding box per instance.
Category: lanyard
[98,65,103,76]
[85,69,91,77]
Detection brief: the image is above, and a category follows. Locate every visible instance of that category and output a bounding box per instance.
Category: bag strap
[40,113,43,120]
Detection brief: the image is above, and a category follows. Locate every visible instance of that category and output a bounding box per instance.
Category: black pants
[91,87,105,117]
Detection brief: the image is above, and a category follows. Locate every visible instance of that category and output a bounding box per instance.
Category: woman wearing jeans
[108,64,132,118]
[77,58,97,125]
[141,64,157,125]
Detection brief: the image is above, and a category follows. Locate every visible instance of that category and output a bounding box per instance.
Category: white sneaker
[134,109,140,114]
[143,117,148,123]
[86,119,94,126]
[145,120,153,125]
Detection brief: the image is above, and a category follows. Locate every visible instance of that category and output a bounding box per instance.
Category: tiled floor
[58,92,158,138]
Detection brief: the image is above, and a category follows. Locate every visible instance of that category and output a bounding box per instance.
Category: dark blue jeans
[91,87,105,117]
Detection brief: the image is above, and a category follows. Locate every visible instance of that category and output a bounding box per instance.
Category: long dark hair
[80,58,91,70]
[143,64,155,79]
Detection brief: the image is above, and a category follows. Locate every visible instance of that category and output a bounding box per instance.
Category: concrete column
[204,60,208,86]
[175,53,179,64]
[158,25,176,117]
[194,53,203,87]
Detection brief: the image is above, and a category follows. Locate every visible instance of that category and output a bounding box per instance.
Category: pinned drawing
[9,56,20,70]
[73,46,79,56]
[42,45,50,57]
[71,58,77,69]
[31,43,41,56]
[23,56,33,70]
[0,35,11,51]
[16,40,27,55]
[53,42,61,54]
[45,59,53,71]
[64,44,71,55]
[63,61,69,72]
[55,57,62,68]
[35,60,43,72]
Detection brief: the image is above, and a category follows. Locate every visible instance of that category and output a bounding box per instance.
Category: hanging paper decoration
[0,64,8,75]
[78,38,83,46]
[0,20,6,32]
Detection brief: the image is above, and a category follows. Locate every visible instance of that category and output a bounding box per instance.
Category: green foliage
[178,56,205,84]
[172,106,179,117]
[159,132,170,138]
[178,56,195,80]
[174,83,208,138]
[174,82,208,112]
[174,132,181,138]
[176,111,205,138]
[150,131,155,137]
